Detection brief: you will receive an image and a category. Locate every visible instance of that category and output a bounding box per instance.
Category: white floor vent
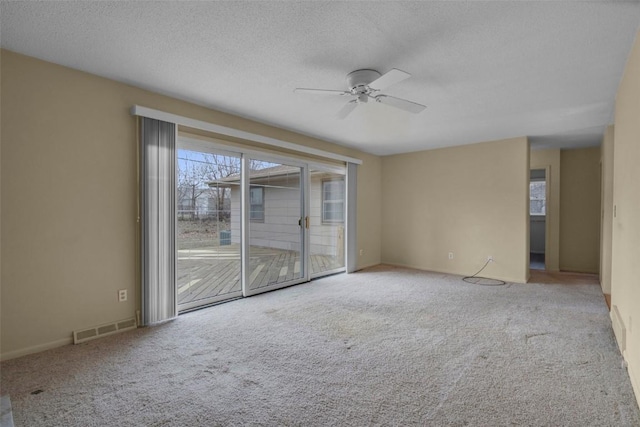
[73,318,137,344]
[611,305,626,353]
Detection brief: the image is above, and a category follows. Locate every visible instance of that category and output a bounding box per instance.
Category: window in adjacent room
[530,180,546,215]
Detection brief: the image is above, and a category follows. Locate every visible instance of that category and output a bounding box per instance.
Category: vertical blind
[346,162,358,273]
[140,118,177,325]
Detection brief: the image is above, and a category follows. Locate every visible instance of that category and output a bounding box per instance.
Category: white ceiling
[1,1,639,156]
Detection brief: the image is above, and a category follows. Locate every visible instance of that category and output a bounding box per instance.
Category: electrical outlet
[487,255,494,262]
[118,289,127,302]
[448,252,454,260]
[359,249,364,256]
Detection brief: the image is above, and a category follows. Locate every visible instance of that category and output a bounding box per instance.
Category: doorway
[530,169,547,270]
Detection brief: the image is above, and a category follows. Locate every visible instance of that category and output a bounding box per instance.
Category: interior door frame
[529,166,550,271]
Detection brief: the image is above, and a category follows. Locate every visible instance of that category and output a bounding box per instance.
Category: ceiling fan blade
[368,68,411,90]
[294,88,350,96]
[337,100,358,119]
[375,95,426,114]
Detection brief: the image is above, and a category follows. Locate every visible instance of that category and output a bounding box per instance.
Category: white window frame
[321,178,345,224]
[530,179,546,216]
[249,186,265,222]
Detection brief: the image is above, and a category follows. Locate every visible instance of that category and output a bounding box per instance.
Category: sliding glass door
[176,146,242,311]
[309,167,346,277]
[245,160,306,296]
[176,137,347,311]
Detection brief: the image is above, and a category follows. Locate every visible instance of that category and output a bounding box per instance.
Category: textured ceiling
[1,1,639,156]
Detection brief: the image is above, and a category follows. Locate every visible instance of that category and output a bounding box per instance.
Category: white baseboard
[610,306,627,353]
[627,353,640,410]
[0,337,72,362]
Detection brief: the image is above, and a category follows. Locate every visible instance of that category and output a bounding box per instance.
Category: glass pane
[249,186,264,221]
[311,171,346,276]
[177,149,241,308]
[250,187,263,204]
[324,201,345,222]
[323,180,344,201]
[530,181,546,215]
[248,160,303,291]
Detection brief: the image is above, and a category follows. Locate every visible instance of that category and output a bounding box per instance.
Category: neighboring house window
[322,179,345,223]
[530,180,546,215]
[250,186,264,222]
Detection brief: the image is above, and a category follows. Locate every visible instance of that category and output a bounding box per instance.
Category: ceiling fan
[294,68,426,119]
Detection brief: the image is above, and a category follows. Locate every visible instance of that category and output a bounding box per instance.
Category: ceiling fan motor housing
[347,69,381,94]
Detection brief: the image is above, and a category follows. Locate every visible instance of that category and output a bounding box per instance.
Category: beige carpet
[1,265,638,426]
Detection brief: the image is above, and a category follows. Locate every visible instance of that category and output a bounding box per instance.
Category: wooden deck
[177,245,343,306]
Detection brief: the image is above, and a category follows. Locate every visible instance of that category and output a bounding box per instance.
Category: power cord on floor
[462,258,506,286]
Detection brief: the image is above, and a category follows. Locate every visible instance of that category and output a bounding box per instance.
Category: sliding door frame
[178,135,356,290]
[308,163,348,280]
[175,139,244,312]
[242,155,310,297]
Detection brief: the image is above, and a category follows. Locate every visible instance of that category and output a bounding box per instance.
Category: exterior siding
[229,176,344,256]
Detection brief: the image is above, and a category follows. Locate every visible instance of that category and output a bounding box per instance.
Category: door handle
[305,216,309,229]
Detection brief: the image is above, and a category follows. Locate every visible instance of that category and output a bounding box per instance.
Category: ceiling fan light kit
[295,68,426,119]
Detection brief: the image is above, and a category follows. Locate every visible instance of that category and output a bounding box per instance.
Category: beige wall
[559,147,601,273]
[600,126,614,295]
[610,30,640,405]
[381,137,530,284]
[530,149,561,271]
[0,50,382,359]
